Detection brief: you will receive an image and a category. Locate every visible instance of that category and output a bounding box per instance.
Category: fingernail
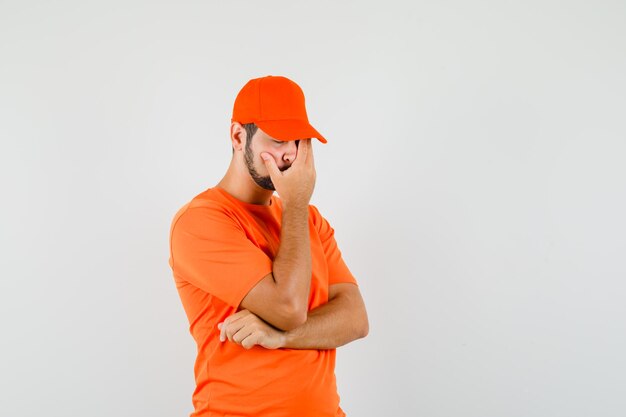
[261,153,269,161]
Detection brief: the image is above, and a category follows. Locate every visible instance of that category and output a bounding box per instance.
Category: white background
[1,1,625,416]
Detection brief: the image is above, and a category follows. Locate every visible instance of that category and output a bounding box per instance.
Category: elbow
[274,300,307,331]
[358,317,369,339]
[362,319,370,338]
[356,310,369,339]
[278,316,306,332]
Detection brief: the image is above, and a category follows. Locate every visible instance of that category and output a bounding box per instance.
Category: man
[168,75,369,417]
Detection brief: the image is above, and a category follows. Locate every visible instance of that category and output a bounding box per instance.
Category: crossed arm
[218,282,369,350]
[216,176,368,350]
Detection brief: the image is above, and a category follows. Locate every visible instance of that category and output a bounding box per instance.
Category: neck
[216,157,274,206]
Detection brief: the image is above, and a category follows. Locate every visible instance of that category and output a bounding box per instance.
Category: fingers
[218,310,250,342]
[219,320,243,343]
[218,321,227,342]
[306,138,314,166]
[232,325,254,344]
[241,333,260,350]
[217,311,273,350]
[261,152,280,179]
[225,320,247,343]
[297,138,314,168]
[292,138,309,167]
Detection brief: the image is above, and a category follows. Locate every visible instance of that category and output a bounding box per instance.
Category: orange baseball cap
[231,75,328,143]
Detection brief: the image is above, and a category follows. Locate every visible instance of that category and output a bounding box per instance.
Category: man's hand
[218,310,286,350]
[261,138,316,208]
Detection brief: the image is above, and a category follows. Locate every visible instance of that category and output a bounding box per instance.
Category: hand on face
[260,138,316,208]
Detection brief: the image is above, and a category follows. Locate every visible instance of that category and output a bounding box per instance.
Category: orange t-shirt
[168,186,357,417]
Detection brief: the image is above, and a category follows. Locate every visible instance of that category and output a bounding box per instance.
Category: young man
[168,75,368,417]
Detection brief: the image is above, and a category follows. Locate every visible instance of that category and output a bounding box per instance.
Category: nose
[282,140,298,164]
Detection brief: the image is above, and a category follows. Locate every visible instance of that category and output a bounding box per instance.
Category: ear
[230,122,246,152]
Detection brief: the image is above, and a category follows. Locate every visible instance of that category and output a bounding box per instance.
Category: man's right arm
[239,139,316,331]
[239,202,311,330]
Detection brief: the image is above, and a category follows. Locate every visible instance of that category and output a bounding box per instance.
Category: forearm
[281,290,368,349]
[272,203,311,309]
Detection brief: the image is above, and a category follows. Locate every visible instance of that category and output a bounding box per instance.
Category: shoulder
[307,203,336,237]
[308,202,321,215]
[170,188,242,234]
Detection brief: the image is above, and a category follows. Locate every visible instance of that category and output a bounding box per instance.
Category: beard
[244,139,275,191]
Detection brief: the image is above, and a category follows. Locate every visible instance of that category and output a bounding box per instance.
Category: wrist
[278,330,290,348]
[282,199,310,213]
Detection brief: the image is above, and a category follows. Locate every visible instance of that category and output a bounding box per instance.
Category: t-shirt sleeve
[169,204,273,307]
[310,205,358,286]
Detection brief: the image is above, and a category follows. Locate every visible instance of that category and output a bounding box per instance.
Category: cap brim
[255,119,328,144]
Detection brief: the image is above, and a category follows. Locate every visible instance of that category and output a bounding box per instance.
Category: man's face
[243,128,301,191]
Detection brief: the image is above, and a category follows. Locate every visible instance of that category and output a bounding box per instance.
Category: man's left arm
[283,282,368,349]
[219,282,368,350]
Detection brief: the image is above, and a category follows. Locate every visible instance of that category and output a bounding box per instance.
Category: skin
[217,123,301,206]
[216,122,369,349]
